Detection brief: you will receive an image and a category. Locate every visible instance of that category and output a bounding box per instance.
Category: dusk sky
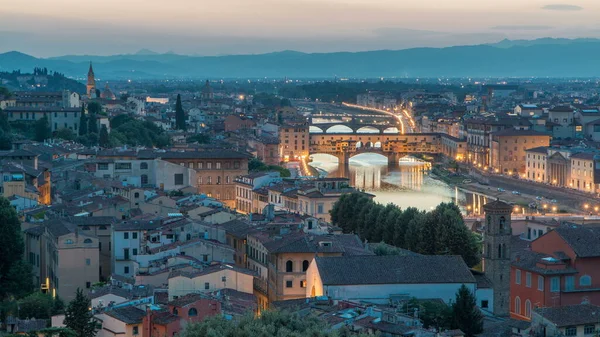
[1,0,599,57]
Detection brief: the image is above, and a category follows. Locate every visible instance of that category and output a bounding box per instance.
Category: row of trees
[330,193,480,267]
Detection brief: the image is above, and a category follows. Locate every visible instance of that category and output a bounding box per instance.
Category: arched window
[65,239,73,244]
[141,174,148,185]
[286,260,293,272]
[173,308,178,315]
[83,238,93,244]
[514,296,521,314]
[502,243,507,258]
[188,308,197,316]
[580,275,592,286]
[525,300,532,318]
[498,244,502,259]
[134,192,140,198]
[140,162,148,170]
[499,216,506,231]
[302,260,309,272]
[186,233,191,241]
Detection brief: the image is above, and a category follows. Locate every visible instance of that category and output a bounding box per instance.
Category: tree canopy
[330,193,480,267]
[17,292,64,319]
[249,158,291,178]
[0,197,33,300]
[179,309,370,337]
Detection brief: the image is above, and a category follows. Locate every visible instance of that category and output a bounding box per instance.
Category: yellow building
[570,152,599,193]
[279,123,309,161]
[490,129,551,175]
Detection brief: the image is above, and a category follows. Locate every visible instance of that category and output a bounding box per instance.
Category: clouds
[542,4,584,11]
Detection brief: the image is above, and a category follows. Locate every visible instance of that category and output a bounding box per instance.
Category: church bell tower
[87,62,96,98]
[482,199,512,317]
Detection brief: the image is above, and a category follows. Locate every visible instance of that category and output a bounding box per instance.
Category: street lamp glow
[584,204,590,210]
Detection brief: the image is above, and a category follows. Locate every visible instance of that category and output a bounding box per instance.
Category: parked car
[512,191,520,195]
[536,196,543,200]
[497,188,505,192]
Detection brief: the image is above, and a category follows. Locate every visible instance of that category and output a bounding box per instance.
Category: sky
[1,0,599,57]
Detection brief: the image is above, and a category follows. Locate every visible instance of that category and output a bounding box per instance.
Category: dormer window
[320,242,332,247]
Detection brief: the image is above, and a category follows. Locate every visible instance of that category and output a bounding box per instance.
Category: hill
[0,68,86,93]
[3,38,600,79]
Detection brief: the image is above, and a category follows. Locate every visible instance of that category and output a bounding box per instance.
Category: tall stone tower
[482,199,512,317]
[87,62,96,98]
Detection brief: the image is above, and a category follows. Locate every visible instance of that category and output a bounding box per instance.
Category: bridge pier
[337,152,350,165]
[388,152,401,167]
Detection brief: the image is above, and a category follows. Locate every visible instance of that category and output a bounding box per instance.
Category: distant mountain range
[2,38,600,79]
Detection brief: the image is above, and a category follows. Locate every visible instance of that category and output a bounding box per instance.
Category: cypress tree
[451,285,484,337]
[34,115,52,142]
[64,289,98,337]
[175,94,186,130]
[79,106,88,136]
[99,125,109,148]
[88,114,98,134]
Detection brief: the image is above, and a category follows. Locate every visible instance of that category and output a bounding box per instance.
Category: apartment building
[570,152,600,193]
[490,129,551,174]
[235,171,281,214]
[511,224,600,321]
[23,219,100,301]
[279,123,309,161]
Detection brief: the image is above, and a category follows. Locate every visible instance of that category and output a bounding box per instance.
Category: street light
[552,206,557,213]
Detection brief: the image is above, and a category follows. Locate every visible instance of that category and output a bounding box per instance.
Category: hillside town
[1,64,600,337]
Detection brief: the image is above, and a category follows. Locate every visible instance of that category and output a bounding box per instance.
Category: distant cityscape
[1,57,600,337]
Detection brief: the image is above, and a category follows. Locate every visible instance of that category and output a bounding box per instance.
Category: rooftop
[315,255,475,285]
[534,304,600,327]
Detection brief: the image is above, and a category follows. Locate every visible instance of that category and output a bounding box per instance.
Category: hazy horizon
[1,0,599,57]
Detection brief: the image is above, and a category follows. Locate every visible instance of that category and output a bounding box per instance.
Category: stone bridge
[309,133,446,165]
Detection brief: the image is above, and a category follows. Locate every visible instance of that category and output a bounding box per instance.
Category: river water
[309,153,489,214]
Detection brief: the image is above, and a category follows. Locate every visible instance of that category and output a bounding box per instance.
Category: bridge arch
[383,127,400,134]
[356,141,363,149]
[325,125,353,133]
[309,126,324,133]
[356,126,381,134]
[374,141,382,148]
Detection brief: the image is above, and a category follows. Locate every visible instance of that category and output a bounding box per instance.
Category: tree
[175,94,186,130]
[55,128,76,141]
[34,116,51,142]
[64,289,98,337]
[87,114,98,135]
[0,197,31,300]
[17,292,63,319]
[98,125,109,148]
[451,285,484,337]
[78,107,87,136]
[87,102,102,115]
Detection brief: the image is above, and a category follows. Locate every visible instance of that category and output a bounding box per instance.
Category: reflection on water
[310,154,449,210]
[310,153,490,212]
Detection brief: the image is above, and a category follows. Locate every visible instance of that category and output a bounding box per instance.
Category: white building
[93,158,196,191]
[306,255,476,304]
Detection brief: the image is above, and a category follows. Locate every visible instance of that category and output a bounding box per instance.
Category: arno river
[309,153,488,213]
